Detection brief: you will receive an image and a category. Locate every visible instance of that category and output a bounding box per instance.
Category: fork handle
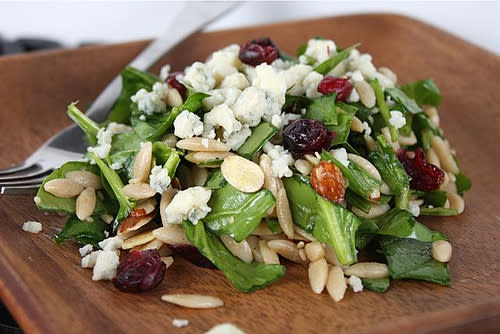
[85,2,238,123]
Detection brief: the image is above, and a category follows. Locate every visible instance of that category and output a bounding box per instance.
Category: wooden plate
[0,14,499,334]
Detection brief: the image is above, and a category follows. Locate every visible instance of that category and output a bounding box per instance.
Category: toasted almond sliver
[304,154,320,166]
[260,154,278,215]
[327,266,347,302]
[135,197,157,215]
[153,225,191,245]
[378,67,398,84]
[191,166,209,186]
[221,155,264,193]
[166,88,183,107]
[294,159,313,176]
[305,241,325,262]
[122,183,156,200]
[276,182,294,239]
[118,212,156,235]
[76,187,96,220]
[130,142,152,184]
[162,133,178,148]
[430,136,459,175]
[160,186,176,226]
[220,235,253,263]
[161,294,224,309]
[447,193,465,214]
[381,127,401,151]
[350,116,364,133]
[352,203,390,219]
[347,154,381,180]
[246,236,264,263]
[344,262,389,279]
[121,230,156,249]
[185,151,233,166]
[44,178,84,198]
[65,171,103,189]
[258,240,280,264]
[133,238,164,251]
[177,137,229,152]
[252,222,279,236]
[294,226,317,242]
[432,240,453,262]
[309,258,328,294]
[161,256,175,268]
[398,131,418,146]
[354,81,376,108]
[267,239,306,263]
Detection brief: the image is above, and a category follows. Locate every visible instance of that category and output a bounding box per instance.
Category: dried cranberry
[311,161,346,203]
[317,76,353,102]
[112,249,166,292]
[166,71,187,99]
[397,148,445,191]
[169,244,215,269]
[283,119,334,158]
[239,37,279,67]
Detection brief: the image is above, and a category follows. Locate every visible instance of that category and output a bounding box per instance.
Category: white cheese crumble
[280,113,301,128]
[173,110,204,139]
[139,114,146,121]
[271,114,282,128]
[204,103,242,139]
[281,64,313,96]
[92,250,120,281]
[203,87,241,110]
[346,70,364,83]
[330,148,349,167]
[347,87,360,103]
[232,87,267,127]
[182,61,216,93]
[225,126,252,151]
[389,110,406,129]
[149,165,171,194]
[205,323,246,334]
[81,250,102,268]
[220,72,250,90]
[87,122,132,159]
[172,319,189,328]
[304,38,336,64]
[302,71,323,99]
[110,162,123,170]
[348,275,364,292]
[131,82,169,115]
[271,58,295,70]
[362,121,372,136]
[205,44,241,83]
[252,63,287,106]
[164,186,212,225]
[409,199,424,217]
[159,64,171,81]
[262,143,294,178]
[98,235,123,252]
[22,221,42,234]
[79,244,93,257]
[33,196,41,205]
[347,49,377,79]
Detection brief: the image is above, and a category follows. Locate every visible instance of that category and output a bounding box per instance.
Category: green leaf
[368,136,411,209]
[386,87,422,114]
[355,217,379,250]
[204,184,275,242]
[296,43,307,58]
[304,94,337,127]
[371,79,399,142]
[183,221,286,293]
[401,79,441,107]
[362,278,390,293]
[330,103,356,145]
[423,191,448,207]
[35,161,114,216]
[380,236,451,286]
[204,169,227,190]
[278,49,296,63]
[321,150,382,200]
[108,66,161,124]
[412,113,438,151]
[282,175,360,265]
[67,103,100,145]
[55,216,109,247]
[265,218,281,234]
[283,94,312,114]
[419,207,458,216]
[455,172,472,196]
[313,43,360,75]
[89,153,134,231]
[237,122,278,160]
[152,142,180,177]
[108,131,143,180]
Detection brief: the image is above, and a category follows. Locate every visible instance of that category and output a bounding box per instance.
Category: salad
[32,37,471,304]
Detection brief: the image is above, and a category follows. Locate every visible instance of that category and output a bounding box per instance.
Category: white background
[0,1,499,54]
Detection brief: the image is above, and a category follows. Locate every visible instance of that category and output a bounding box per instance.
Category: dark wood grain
[0,14,499,334]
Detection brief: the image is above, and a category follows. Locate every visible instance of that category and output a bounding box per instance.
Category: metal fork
[0,1,238,195]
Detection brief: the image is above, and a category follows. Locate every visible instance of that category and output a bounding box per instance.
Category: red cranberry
[169,244,215,269]
[166,71,187,99]
[283,119,334,159]
[113,249,166,292]
[239,37,279,67]
[317,76,353,102]
[397,148,445,191]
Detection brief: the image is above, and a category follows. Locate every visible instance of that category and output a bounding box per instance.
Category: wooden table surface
[0,14,499,334]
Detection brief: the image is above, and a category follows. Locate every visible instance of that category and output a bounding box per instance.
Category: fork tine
[0,175,48,188]
[0,166,51,182]
[1,185,40,195]
[0,160,34,175]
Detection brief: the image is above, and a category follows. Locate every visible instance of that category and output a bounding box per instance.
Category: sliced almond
[326,266,347,302]
[191,166,209,186]
[121,230,156,249]
[276,181,294,239]
[221,155,264,193]
[267,239,306,263]
[65,170,102,189]
[252,221,280,236]
[430,136,459,175]
[354,81,376,108]
[185,151,233,166]
[246,236,264,263]
[352,203,390,218]
[344,262,389,279]
[258,240,280,264]
[220,235,253,263]
[162,133,178,148]
[130,142,152,183]
[161,256,175,268]
[378,67,398,84]
[153,225,191,245]
[44,178,84,198]
[118,210,156,235]
[166,88,183,107]
[161,294,224,309]
[294,159,313,176]
[309,258,328,294]
[160,186,176,226]
[76,187,96,220]
[177,137,229,152]
[133,238,164,251]
[398,131,418,146]
[350,116,364,133]
[294,226,317,242]
[122,183,156,200]
[347,153,381,180]
[305,241,325,262]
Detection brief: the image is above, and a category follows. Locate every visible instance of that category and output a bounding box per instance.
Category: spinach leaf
[67,103,100,145]
[265,218,281,234]
[321,150,382,200]
[304,94,337,127]
[423,190,448,207]
[296,43,307,58]
[282,175,359,265]
[35,161,114,215]
[330,103,356,145]
[362,278,390,293]
[371,79,398,142]
[368,136,411,209]
[89,153,134,231]
[419,207,458,216]
[412,112,438,150]
[386,87,422,114]
[204,169,227,190]
[237,122,278,160]
[380,236,451,286]
[152,142,181,177]
[108,66,161,124]
[455,171,472,196]
[355,217,379,250]
[183,221,286,293]
[313,43,360,75]
[203,184,275,242]
[283,94,312,114]
[278,49,296,63]
[55,215,109,247]
[108,131,143,180]
[401,79,441,107]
